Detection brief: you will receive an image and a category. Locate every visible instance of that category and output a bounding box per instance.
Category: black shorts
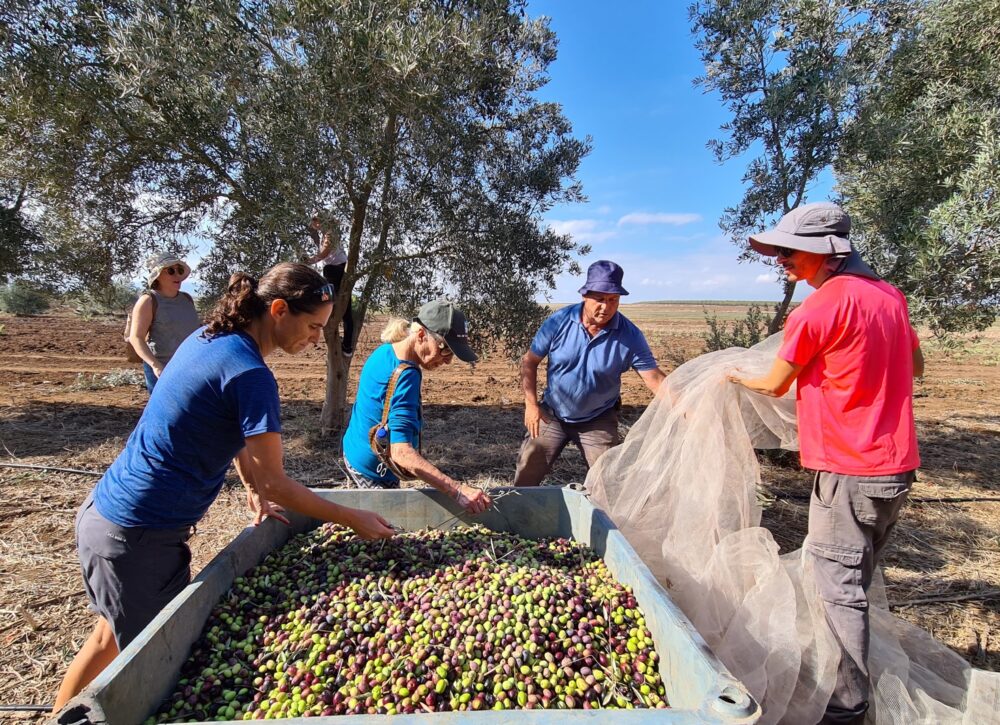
[75,493,194,649]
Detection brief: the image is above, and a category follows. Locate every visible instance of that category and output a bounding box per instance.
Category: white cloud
[617,212,702,227]
[595,205,613,215]
[690,274,734,290]
[548,219,596,236]
[547,219,616,243]
[639,277,674,288]
[755,272,776,284]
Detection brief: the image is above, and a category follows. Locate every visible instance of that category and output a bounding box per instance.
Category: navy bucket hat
[578,260,629,296]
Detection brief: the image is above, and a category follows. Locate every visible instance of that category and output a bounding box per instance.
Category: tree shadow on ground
[914,414,1000,493]
[887,576,1000,672]
[759,463,998,623]
[0,401,141,460]
[280,401,652,487]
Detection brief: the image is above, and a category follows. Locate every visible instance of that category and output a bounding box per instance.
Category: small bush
[72,368,145,390]
[195,293,218,318]
[0,280,51,315]
[702,303,774,352]
[71,282,141,317]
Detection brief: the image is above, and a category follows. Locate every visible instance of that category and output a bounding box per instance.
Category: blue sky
[529,0,828,303]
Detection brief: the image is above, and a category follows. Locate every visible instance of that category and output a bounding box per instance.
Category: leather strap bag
[368,362,420,480]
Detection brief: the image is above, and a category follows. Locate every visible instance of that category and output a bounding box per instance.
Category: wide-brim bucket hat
[577,260,629,296]
[416,300,477,364]
[145,253,192,287]
[749,202,852,257]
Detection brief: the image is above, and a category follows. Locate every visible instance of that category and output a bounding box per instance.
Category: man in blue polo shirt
[514,260,666,486]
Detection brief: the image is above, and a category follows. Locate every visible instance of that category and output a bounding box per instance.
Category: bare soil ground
[1,303,997,717]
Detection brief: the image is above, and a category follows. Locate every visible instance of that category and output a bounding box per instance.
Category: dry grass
[0,306,997,718]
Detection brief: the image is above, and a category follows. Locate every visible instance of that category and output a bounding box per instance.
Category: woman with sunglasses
[54,263,395,714]
[342,300,492,514]
[128,253,202,392]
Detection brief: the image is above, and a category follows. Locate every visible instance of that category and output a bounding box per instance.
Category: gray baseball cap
[416,300,477,364]
[749,202,852,257]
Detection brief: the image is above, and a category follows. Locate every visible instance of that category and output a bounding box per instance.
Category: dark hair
[203,262,331,336]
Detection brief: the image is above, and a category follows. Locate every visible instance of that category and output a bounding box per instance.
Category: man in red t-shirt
[729,202,924,725]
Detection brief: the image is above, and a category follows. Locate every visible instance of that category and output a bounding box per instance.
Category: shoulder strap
[379,362,415,430]
[148,291,158,320]
[125,291,158,338]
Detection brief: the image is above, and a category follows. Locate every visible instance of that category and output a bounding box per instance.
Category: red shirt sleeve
[779,302,825,367]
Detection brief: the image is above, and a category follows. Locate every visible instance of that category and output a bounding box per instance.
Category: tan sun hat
[144,253,191,287]
[748,202,852,257]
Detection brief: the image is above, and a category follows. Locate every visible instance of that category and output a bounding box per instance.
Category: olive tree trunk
[319,288,356,437]
[768,279,797,335]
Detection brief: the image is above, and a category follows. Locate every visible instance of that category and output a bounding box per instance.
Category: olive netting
[587,334,1000,724]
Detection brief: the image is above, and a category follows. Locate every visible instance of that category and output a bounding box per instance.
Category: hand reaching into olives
[245,488,290,526]
[454,484,492,515]
[348,509,396,540]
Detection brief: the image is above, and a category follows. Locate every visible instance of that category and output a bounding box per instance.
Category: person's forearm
[129,334,159,371]
[734,375,788,397]
[642,368,666,395]
[730,358,800,398]
[521,358,539,405]
[256,470,363,526]
[389,445,460,498]
[233,450,259,494]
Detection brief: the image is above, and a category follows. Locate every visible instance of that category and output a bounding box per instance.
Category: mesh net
[586,334,1000,724]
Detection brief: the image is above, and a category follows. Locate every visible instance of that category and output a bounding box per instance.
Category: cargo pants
[805,470,915,725]
[513,402,621,487]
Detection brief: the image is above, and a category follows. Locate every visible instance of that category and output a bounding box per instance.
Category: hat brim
[444,334,478,364]
[147,259,191,286]
[577,283,629,296]
[749,230,851,257]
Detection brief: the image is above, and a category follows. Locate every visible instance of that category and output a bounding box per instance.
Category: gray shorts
[75,493,194,649]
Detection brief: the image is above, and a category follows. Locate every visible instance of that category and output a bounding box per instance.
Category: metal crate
[57,488,760,724]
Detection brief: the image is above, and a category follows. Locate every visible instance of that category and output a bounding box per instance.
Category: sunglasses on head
[775,246,797,258]
[310,283,335,302]
[163,265,185,276]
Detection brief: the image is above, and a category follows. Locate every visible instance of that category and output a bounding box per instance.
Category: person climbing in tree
[302,214,355,357]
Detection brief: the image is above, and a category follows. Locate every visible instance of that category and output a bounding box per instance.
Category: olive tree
[689,0,907,331]
[2,0,589,433]
[837,0,1000,337]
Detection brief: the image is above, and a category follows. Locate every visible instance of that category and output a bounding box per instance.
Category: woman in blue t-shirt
[342,300,492,514]
[54,263,394,713]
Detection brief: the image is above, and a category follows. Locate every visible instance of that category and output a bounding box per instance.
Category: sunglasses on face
[420,326,453,357]
[775,246,797,259]
[429,333,453,357]
[163,265,185,276]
